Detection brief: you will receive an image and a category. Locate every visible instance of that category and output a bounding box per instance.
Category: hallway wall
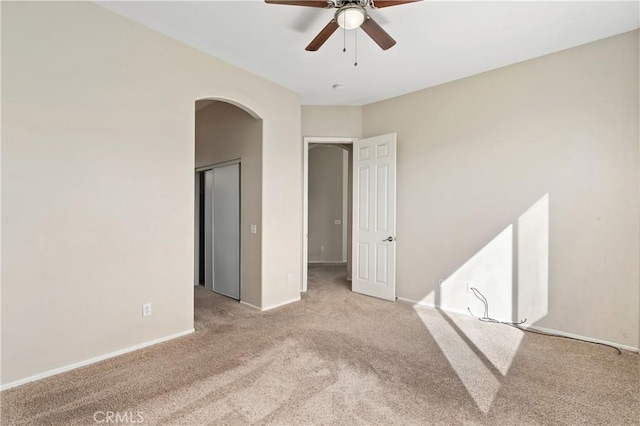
[308,146,346,263]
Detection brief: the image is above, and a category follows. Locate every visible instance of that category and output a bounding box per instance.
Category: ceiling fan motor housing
[329,0,372,7]
[335,4,367,29]
[264,0,410,51]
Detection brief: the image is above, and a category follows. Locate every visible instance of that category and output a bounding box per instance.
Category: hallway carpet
[2,264,639,425]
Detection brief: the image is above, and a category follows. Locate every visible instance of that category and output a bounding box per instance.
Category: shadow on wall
[410,193,550,413]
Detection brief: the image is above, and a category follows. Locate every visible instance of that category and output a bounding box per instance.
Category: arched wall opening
[194,99,263,308]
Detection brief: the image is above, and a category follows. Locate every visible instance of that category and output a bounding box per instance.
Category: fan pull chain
[354,28,358,67]
[343,24,346,53]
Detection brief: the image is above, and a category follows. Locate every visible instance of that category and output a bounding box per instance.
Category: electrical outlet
[623,333,630,338]
[250,224,257,234]
[142,303,152,317]
[320,246,325,252]
[287,274,293,284]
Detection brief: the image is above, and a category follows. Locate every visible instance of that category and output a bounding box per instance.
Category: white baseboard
[239,300,261,310]
[397,297,470,317]
[521,324,638,353]
[0,329,195,392]
[240,297,301,312]
[308,261,347,264]
[262,297,301,312]
[397,297,638,353]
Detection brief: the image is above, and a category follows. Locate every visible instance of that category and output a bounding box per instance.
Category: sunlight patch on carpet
[417,308,501,414]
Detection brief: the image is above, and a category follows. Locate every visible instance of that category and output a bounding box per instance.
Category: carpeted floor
[2,264,639,425]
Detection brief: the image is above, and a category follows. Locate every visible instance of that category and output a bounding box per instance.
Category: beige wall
[1,1,302,386]
[195,101,262,307]
[363,30,640,348]
[302,106,362,138]
[308,145,345,263]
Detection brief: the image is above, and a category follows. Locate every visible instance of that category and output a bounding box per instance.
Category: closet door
[212,163,240,299]
[204,170,214,291]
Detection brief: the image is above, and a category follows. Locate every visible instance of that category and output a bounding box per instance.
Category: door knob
[382,236,395,242]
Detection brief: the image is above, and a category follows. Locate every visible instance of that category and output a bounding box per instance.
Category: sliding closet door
[212,163,240,299]
[203,170,214,291]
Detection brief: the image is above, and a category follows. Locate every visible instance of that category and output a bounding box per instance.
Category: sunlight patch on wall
[518,194,549,324]
[414,194,550,326]
[410,194,550,413]
[440,225,514,322]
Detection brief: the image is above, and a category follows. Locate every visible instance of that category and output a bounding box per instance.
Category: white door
[352,133,397,301]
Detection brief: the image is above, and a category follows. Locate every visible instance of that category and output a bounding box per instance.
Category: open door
[352,133,397,301]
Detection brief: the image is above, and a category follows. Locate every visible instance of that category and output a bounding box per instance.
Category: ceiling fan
[265,0,421,51]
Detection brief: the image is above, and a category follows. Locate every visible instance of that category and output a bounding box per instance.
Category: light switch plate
[142,303,152,317]
[250,224,257,234]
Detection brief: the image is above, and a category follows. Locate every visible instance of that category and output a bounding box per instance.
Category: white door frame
[302,137,357,292]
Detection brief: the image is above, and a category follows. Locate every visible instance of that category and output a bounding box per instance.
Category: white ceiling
[96,1,639,105]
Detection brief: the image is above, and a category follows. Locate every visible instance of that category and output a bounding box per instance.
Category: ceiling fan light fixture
[335,5,366,29]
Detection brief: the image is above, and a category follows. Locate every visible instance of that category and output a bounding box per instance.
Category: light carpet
[2,264,639,425]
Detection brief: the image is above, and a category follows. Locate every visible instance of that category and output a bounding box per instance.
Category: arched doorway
[194,99,263,307]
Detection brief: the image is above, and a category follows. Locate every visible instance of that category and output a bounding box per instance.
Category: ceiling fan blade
[265,0,331,8]
[371,0,422,8]
[360,16,396,50]
[306,20,339,51]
